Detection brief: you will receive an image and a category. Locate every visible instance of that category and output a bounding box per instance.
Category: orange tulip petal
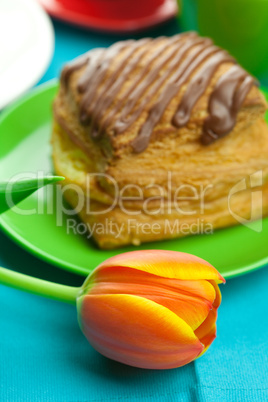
[209,281,222,308]
[172,279,217,304]
[91,266,217,304]
[94,250,225,283]
[195,308,217,340]
[198,325,217,356]
[86,266,219,330]
[88,280,213,331]
[148,295,211,331]
[78,293,204,369]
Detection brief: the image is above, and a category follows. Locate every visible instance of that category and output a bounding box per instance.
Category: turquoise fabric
[1,18,268,402]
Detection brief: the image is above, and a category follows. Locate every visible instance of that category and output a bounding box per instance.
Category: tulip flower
[77,250,225,369]
[0,250,225,370]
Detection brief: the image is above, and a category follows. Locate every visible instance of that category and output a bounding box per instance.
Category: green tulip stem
[0,266,80,305]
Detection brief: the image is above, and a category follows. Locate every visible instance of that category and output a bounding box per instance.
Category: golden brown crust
[51,120,268,248]
[52,34,268,249]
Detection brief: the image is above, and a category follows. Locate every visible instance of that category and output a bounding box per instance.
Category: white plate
[0,0,54,109]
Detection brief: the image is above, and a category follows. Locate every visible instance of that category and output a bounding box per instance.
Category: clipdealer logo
[3,169,265,235]
[65,218,214,239]
[228,170,263,233]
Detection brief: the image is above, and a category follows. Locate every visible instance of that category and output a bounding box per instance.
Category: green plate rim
[0,80,267,279]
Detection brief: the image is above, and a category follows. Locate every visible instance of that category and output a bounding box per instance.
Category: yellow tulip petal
[93,250,225,283]
[78,293,204,369]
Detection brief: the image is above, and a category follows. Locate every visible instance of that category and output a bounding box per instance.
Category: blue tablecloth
[1,18,268,402]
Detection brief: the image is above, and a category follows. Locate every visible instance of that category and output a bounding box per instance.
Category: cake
[52,32,268,248]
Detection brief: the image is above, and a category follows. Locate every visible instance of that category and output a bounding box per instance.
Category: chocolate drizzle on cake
[61,33,257,153]
[201,65,255,144]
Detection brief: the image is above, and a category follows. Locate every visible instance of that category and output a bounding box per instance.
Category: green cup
[179,0,268,77]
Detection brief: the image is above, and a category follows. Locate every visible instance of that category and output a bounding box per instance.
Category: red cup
[78,0,166,20]
[38,0,177,32]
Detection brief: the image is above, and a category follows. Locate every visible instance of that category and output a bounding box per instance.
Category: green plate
[0,81,267,279]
